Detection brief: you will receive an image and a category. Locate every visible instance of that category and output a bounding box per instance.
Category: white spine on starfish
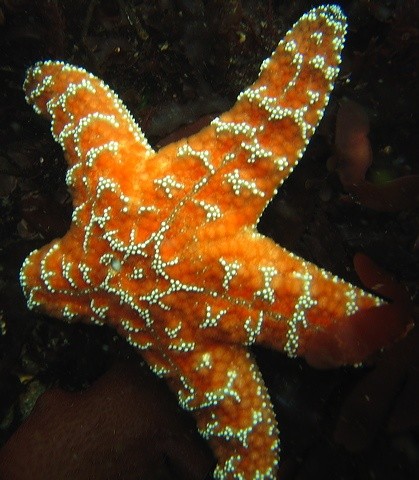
[244,311,264,345]
[78,262,92,285]
[24,72,53,113]
[168,339,196,352]
[56,87,105,144]
[274,156,289,171]
[199,304,228,329]
[177,143,215,174]
[254,266,278,304]
[82,177,118,251]
[200,369,241,408]
[71,200,87,225]
[65,107,121,155]
[307,89,321,104]
[164,322,182,339]
[225,169,265,197]
[345,287,359,316]
[129,267,144,280]
[147,361,171,378]
[213,455,242,480]
[154,174,185,198]
[39,243,59,293]
[85,141,119,167]
[219,258,241,290]
[192,199,222,221]
[241,137,273,164]
[284,39,297,52]
[127,335,153,352]
[121,319,142,334]
[310,31,324,44]
[65,162,82,187]
[61,258,78,289]
[62,305,77,321]
[284,262,318,357]
[212,117,259,138]
[195,352,213,371]
[241,85,316,142]
[203,409,264,448]
[90,299,109,320]
[137,205,158,214]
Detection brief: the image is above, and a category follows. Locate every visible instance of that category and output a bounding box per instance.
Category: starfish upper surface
[20,5,406,479]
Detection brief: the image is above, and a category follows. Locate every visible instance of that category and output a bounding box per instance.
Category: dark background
[0,1,418,479]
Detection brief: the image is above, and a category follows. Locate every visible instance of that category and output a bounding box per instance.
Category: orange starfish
[20,5,408,479]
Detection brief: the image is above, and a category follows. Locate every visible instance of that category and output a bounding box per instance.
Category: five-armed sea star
[20,5,408,478]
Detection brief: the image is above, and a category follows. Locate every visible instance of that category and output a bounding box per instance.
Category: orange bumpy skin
[20,5,406,479]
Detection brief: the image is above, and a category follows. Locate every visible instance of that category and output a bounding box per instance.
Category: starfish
[20,5,408,479]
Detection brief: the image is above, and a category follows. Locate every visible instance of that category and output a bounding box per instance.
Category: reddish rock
[0,360,213,480]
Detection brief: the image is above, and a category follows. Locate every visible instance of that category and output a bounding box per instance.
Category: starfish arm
[23,61,156,211]
[137,343,280,480]
[156,5,346,232]
[164,228,407,368]
[19,235,152,333]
